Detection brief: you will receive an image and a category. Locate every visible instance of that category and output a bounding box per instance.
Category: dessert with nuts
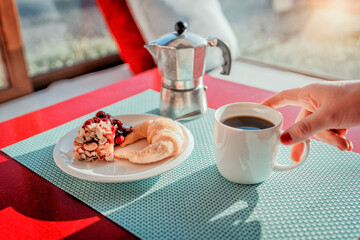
[73,111,133,161]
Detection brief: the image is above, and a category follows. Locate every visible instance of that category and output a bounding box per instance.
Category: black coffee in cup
[221,116,275,130]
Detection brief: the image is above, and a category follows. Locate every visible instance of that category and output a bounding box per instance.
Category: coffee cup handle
[273,139,310,171]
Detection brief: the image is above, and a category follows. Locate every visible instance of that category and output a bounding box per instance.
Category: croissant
[114,118,185,164]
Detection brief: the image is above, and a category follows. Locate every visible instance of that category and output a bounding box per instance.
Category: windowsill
[0,60,321,123]
[209,61,321,93]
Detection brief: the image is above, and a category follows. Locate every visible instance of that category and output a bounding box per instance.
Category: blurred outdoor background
[15,0,117,77]
[1,0,360,90]
[221,0,360,79]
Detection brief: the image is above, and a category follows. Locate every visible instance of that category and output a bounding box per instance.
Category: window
[0,0,122,102]
[220,0,360,79]
[15,0,120,89]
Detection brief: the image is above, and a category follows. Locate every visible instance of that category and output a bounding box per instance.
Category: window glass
[16,0,118,77]
[220,0,360,79]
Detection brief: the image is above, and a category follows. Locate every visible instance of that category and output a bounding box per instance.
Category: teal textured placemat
[3,90,360,239]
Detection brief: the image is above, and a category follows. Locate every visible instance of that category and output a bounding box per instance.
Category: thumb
[280,110,326,145]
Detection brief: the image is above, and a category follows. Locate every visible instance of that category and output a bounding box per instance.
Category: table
[1,68,359,239]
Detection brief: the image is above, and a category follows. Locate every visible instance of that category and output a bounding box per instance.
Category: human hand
[262,81,360,162]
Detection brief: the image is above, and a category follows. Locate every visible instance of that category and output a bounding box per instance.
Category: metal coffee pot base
[144,21,232,120]
[159,85,207,119]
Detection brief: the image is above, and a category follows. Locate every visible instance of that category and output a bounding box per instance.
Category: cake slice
[73,117,116,161]
[73,111,132,161]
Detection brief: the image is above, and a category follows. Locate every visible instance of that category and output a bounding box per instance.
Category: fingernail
[280,132,292,144]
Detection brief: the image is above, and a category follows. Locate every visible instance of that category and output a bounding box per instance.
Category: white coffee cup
[214,102,310,184]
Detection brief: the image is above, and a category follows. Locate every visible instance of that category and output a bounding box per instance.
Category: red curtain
[96,0,155,74]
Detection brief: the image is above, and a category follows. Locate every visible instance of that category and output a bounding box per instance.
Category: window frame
[32,54,122,90]
[0,0,33,103]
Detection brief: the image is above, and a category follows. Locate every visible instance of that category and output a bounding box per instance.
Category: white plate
[53,114,194,182]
